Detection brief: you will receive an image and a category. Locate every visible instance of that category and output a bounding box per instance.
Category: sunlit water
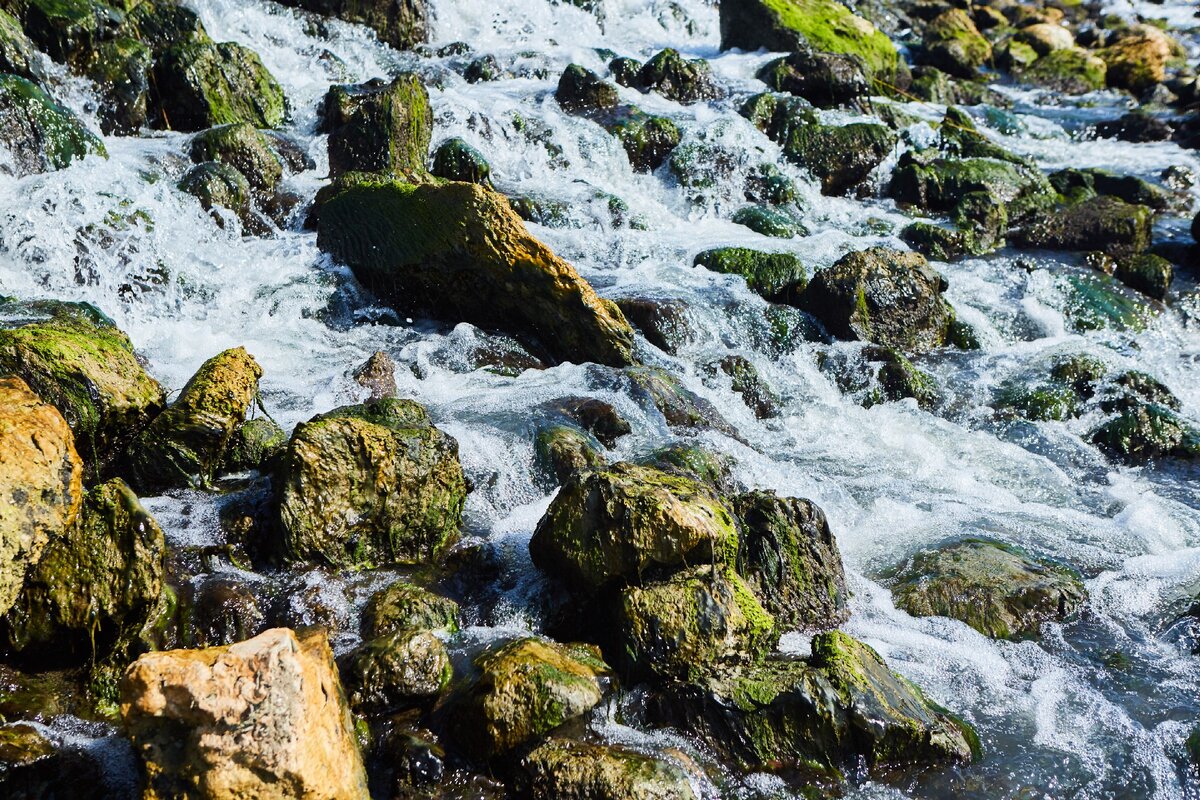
[1,0,1199,797]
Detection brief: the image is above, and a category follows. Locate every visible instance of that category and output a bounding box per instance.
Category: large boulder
[2,479,167,663]
[1099,24,1175,93]
[922,9,991,78]
[889,539,1087,640]
[121,627,370,800]
[151,39,286,131]
[127,347,262,492]
[1011,195,1153,257]
[273,0,427,50]
[0,74,105,177]
[445,637,609,759]
[316,178,637,367]
[322,75,431,180]
[733,491,848,632]
[0,377,82,618]
[718,0,902,85]
[342,628,452,713]
[361,580,460,638]
[529,462,739,595]
[88,36,153,135]
[649,631,977,777]
[797,247,956,353]
[0,299,164,468]
[276,398,467,568]
[18,0,122,68]
[516,737,697,800]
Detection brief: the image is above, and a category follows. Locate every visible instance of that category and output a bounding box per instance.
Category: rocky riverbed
[1,0,1200,797]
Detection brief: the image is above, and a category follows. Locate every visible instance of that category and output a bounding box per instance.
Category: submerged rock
[178,161,255,228]
[276,398,466,568]
[0,377,82,618]
[516,737,697,800]
[1090,403,1200,465]
[634,48,721,103]
[627,366,738,436]
[121,627,370,800]
[890,539,1087,640]
[316,178,637,367]
[0,74,105,177]
[151,40,286,131]
[322,75,431,180]
[189,122,285,195]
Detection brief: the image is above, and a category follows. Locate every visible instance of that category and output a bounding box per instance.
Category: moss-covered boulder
[694,248,806,302]
[0,8,45,81]
[1113,253,1172,300]
[124,0,207,53]
[445,637,609,759]
[516,737,697,800]
[782,119,896,196]
[127,347,261,492]
[634,48,720,103]
[1025,47,1107,94]
[87,36,152,135]
[0,377,83,619]
[430,137,491,186]
[535,423,604,484]
[819,343,937,408]
[890,539,1087,640]
[922,9,991,78]
[361,580,460,638]
[178,161,255,229]
[316,178,637,367]
[0,74,106,177]
[648,632,977,777]
[529,462,739,595]
[276,398,466,568]
[604,107,681,173]
[189,122,284,196]
[0,299,164,466]
[756,49,869,109]
[221,416,286,472]
[274,0,427,50]
[322,74,430,180]
[19,0,122,68]
[733,491,848,632]
[731,203,806,238]
[2,478,166,664]
[715,354,781,419]
[627,366,737,435]
[556,64,618,113]
[719,0,901,85]
[1090,404,1200,465]
[151,39,286,131]
[1012,195,1153,258]
[343,628,452,713]
[1099,24,1174,93]
[888,151,1055,224]
[797,247,955,353]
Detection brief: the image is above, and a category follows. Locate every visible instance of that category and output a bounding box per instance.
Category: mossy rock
[322,74,431,180]
[1113,253,1172,300]
[445,637,609,760]
[890,539,1087,639]
[124,0,207,54]
[634,47,720,103]
[819,343,937,408]
[756,49,869,109]
[126,346,262,492]
[316,178,637,367]
[603,107,681,173]
[733,491,848,632]
[361,580,460,639]
[189,122,284,195]
[0,298,164,467]
[20,0,123,68]
[535,423,604,485]
[1059,273,1154,333]
[732,204,807,238]
[87,35,152,135]
[221,416,286,472]
[1025,47,1107,94]
[922,9,991,78]
[273,0,427,50]
[0,74,106,177]
[636,443,735,491]
[901,222,967,261]
[937,107,1027,166]
[1090,403,1200,465]
[798,247,955,354]
[430,137,492,186]
[2,478,167,665]
[344,628,452,714]
[888,151,1055,224]
[626,366,737,436]
[178,161,255,229]
[1012,195,1153,258]
[718,0,902,85]
[276,398,466,569]
[151,39,286,131]
[0,7,45,81]
[781,120,895,196]
[516,737,697,800]
[1098,24,1173,93]
[556,63,618,114]
[995,382,1081,421]
[529,462,739,595]
[1050,169,1170,212]
[715,354,781,419]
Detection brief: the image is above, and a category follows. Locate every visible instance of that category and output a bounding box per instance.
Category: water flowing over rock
[0,75,105,176]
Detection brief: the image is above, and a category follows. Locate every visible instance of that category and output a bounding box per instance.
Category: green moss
[694,247,807,301]
[189,122,283,193]
[732,204,807,238]
[1026,47,1107,93]
[759,0,899,81]
[324,74,431,180]
[152,39,286,131]
[0,75,106,175]
[1060,273,1154,333]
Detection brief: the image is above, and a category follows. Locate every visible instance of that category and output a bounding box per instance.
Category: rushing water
[2,0,1200,797]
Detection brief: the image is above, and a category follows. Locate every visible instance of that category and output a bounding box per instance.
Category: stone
[922,9,991,78]
[222,417,287,472]
[352,351,397,400]
[361,581,460,638]
[888,151,1055,224]
[756,48,869,109]
[0,75,106,177]
[430,137,492,185]
[316,178,637,367]
[183,576,264,648]
[556,64,618,113]
[890,539,1087,639]
[1025,48,1107,94]
[344,628,452,713]
[127,347,262,492]
[694,247,807,302]
[189,122,284,195]
[615,297,693,355]
[1011,195,1153,258]
[0,377,82,618]
[732,204,806,238]
[20,0,122,68]
[276,398,466,568]
[1096,112,1173,143]
[627,367,737,436]
[781,120,896,196]
[634,48,720,103]
[87,35,152,134]
[797,247,955,353]
[1099,24,1175,93]
[535,423,604,484]
[716,355,781,418]
[516,737,697,800]
[322,75,431,180]
[1090,403,1200,465]
[1015,22,1075,56]
[0,724,106,799]
[0,8,45,82]
[604,108,681,173]
[151,40,286,131]
[121,627,370,800]
[274,0,427,50]
[1114,253,1172,300]
[178,161,255,229]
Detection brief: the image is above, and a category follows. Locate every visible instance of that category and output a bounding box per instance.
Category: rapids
[1,0,1199,797]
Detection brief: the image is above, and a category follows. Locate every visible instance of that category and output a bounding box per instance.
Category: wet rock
[743,162,799,205]
[1061,272,1155,333]
[430,137,492,186]
[634,48,720,103]
[178,161,255,229]
[361,581,460,639]
[529,462,738,595]
[756,48,869,109]
[19,0,122,68]
[718,0,902,85]
[0,75,106,177]
[0,377,82,618]
[1099,24,1175,93]
[922,9,991,78]
[637,444,736,493]
[121,627,370,800]
[890,539,1087,639]
[609,55,641,87]
[2,478,166,664]
[552,397,630,447]
[627,366,738,436]
[605,107,681,172]
[715,354,781,418]
[274,0,427,50]
[1095,111,1174,143]
[1015,22,1075,56]
[0,299,165,466]
[648,631,977,777]
[0,9,46,82]
[821,343,937,408]
[344,628,452,713]
[88,36,152,135]
[189,122,285,196]
[184,575,264,648]
[556,64,618,113]
[615,297,693,354]
[1113,253,1172,300]
[901,221,967,261]
[1049,168,1171,212]
[322,74,431,180]
[222,416,287,472]
[276,398,465,568]
[798,247,956,354]
[780,119,896,196]
[151,39,286,131]
[127,347,262,492]
[1011,195,1153,258]
[733,491,848,632]
[1025,47,1107,94]
[535,424,604,484]
[731,204,806,238]
[463,54,500,83]
[1090,403,1200,465]
[124,0,207,53]
[694,247,807,303]
[516,737,697,800]
[0,724,107,800]
[889,150,1055,224]
[316,178,637,367]
[444,637,609,759]
[353,351,398,400]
